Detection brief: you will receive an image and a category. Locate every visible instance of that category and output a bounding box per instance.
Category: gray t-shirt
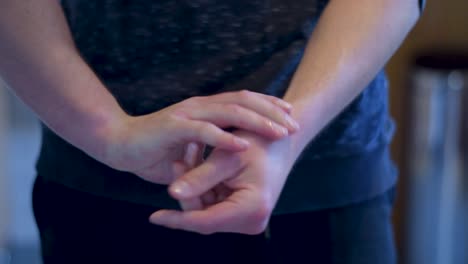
[36,0,397,214]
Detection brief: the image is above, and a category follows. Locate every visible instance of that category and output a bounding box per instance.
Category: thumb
[169,151,244,200]
[172,161,204,211]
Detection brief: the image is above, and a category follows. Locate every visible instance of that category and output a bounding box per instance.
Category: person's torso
[62,0,326,114]
[36,0,397,213]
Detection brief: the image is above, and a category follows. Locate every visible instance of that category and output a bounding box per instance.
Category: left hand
[149,130,296,234]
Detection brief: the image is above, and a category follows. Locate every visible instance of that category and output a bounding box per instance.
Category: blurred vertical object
[386,1,468,260]
[0,79,11,263]
[405,53,468,264]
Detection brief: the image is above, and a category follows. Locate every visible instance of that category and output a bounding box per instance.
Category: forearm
[283,0,420,162]
[0,0,127,159]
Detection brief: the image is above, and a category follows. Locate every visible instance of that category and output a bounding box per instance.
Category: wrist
[235,129,296,173]
[284,100,321,161]
[81,106,131,166]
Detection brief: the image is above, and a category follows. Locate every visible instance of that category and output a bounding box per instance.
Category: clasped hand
[99,90,299,234]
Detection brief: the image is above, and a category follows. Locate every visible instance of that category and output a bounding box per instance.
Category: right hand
[100,90,299,185]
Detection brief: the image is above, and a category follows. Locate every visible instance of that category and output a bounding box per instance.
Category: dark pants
[32,175,397,264]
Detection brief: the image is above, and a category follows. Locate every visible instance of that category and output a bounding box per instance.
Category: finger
[184,142,202,168]
[184,142,210,210]
[201,91,299,132]
[262,94,293,114]
[180,197,204,211]
[191,142,205,165]
[209,90,293,114]
[169,151,243,200]
[181,120,251,151]
[172,161,204,211]
[179,145,218,210]
[149,191,249,234]
[189,103,289,139]
[177,152,229,208]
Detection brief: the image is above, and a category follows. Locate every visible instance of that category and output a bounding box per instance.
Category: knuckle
[263,118,273,129]
[186,96,204,105]
[186,123,205,141]
[203,122,218,134]
[194,123,220,141]
[226,104,243,115]
[238,90,252,100]
[159,116,180,135]
[228,151,247,168]
[194,122,210,134]
[164,115,185,134]
[268,95,280,102]
[266,100,281,113]
[275,97,285,105]
[171,107,191,119]
[236,116,249,128]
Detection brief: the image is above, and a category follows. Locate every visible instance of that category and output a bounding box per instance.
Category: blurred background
[1,0,468,263]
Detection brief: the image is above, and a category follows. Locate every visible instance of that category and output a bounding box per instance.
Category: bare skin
[151,0,421,234]
[0,0,299,185]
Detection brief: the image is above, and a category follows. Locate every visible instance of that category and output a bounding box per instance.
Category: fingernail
[280,100,292,110]
[234,137,250,148]
[170,181,191,197]
[285,115,300,131]
[275,124,289,136]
